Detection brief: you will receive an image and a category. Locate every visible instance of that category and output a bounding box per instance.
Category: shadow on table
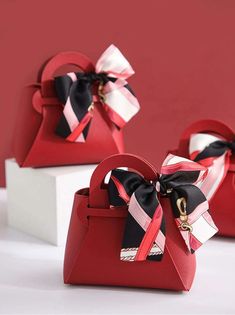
[0,250,183,296]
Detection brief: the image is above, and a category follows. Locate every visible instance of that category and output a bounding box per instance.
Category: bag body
[172,119,235,237]
[64,154,196,291]
[14,51,124,168]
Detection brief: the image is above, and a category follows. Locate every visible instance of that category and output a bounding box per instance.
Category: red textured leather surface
[175,119,235,237]
[64,154,196,291]
[13,52,124,167]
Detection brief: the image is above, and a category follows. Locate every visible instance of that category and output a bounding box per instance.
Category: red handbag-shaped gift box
[172,119,235,237]
[64,153,217,291]
[14,45,140,167]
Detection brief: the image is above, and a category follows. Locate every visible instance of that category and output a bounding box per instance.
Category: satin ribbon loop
[54,44,140,142]
[108,154,218,262]
[190,133,235,200]
[194,139,235,163]
[76,72,108,84]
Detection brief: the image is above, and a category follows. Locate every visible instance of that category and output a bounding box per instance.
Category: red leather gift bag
[14,45,140,167]
[172,119,235,237]
[64,153,217,291]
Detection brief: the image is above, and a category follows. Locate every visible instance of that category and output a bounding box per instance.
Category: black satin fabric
[108,168,207,258]
[194,139,235,162]
[54,72,109,139]
[108,169,164,261]
[54,72,134,139]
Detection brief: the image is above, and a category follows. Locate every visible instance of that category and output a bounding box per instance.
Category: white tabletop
[0,188,234,315]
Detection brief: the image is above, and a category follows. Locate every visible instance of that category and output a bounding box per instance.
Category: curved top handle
[40,51,95,96]
[178,119,234,157]
[89,153,158,208]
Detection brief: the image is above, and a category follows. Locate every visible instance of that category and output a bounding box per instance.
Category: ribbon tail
[55,74,75,104]
[66,111,93,142]
[134,203,165,261]
[121,193,165,262]
[188,203,218,253]
[171,186,218,253]
[55,73,94,142]
[108,169,165,262]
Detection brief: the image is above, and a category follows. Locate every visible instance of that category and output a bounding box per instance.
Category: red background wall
[1,0,235,186]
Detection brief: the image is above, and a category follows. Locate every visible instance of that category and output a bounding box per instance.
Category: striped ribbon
[54,44,140,142]
[189,133,235,201]
[108,154,218,262]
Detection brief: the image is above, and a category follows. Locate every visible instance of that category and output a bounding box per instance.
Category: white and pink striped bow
[189,133,234,201]
[55,45,140,142]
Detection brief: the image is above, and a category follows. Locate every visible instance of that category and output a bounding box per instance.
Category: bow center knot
[108,155,218,262]
[227,140,235,152]
[155,179,173,196]
[77,72,108,84]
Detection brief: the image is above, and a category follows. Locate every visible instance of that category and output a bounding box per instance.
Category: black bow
[54,72,135,142]
[194,140,235,162]
[108,160,217,262]
[54,72,110,140]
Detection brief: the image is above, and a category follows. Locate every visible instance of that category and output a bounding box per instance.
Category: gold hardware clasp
[98,84,106,103]
[88,102,94,112]
[176,197,193,233]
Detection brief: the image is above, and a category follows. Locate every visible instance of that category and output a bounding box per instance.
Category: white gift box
[5,159,97,246]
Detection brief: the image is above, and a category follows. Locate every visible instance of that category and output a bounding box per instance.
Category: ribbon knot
[190,133,235,200]
[76,72,108,84]
[192,136,235,163]
[108,154,218,262]
[156,179,172,195]
[54,44,140,143]
[226,140,235,152]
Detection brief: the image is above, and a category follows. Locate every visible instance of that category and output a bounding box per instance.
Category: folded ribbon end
[65,110,93,143]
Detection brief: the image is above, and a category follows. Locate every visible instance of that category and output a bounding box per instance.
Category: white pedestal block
[5,159,97,246]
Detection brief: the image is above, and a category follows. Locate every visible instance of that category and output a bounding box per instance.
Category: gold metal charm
[88,102,94,112]
[176,197,193,232]
[98,83,106,103]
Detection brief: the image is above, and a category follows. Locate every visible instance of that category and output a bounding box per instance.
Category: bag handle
[178,119,234,157]
[40,51,95,96]
[89,153,158,208]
